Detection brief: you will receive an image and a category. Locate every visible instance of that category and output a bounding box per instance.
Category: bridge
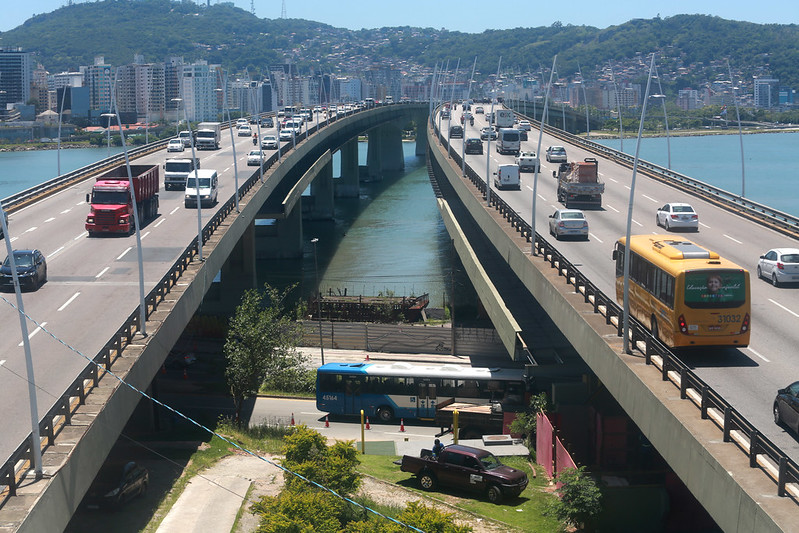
[0,102,797,531]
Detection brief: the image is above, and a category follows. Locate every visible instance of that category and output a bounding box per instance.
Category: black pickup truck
[398,444,528,503]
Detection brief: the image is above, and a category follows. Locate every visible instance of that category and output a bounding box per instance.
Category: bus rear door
[417,381,437,419]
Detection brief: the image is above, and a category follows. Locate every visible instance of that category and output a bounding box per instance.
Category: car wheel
[418,472,437,491]
[774,404,782,426]
[376,406,393,423]
[656,215,661,227]
[757,266,763,280]
[487,484,503,504]
[665,219,671,231]
[41,266,47,286]
[772,273,780,288]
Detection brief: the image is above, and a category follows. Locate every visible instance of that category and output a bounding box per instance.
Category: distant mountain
[1,0,797,89]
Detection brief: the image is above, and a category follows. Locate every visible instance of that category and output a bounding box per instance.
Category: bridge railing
[432,115,799,504]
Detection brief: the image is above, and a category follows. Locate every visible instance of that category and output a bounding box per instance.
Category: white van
[496,128,521,155]
[185,169,218,208]
[493,164,521,190]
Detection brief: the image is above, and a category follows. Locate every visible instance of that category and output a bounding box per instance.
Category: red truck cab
[86,164,159,236]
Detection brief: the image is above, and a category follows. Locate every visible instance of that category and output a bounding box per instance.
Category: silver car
[758,248,799,287]
[548,209,589,240]
[656,203,699,231]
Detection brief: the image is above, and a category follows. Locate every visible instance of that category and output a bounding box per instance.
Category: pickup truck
[398,444,528,503]
[515,151,540,173]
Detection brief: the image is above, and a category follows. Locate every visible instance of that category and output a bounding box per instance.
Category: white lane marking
[632,219,643,227]
[141,231,151,240]
[19,322,46,346]
[44,217,56,223]
[537,194,547,201]
[769,298,799,318]
[699,222,711,228]
[58,292,81,312]
[47,246,64,258]
[75,231,87,240]
[25,226,38,233]
[76,201,84,206]
[746,347,770,363]
[60,209,71,214]
[170,206,180,215]
[10,236,17,242]
[606,204,620,213]
[155,219,166,228]
[608,177,618,183]
[624,185,631,190]
[224,167,231,172]
[96,266,110,278]
[117,247,132,260]
[526,185,533,191]
[641,194,658,203]
[723,234,742,244]
[0,360,5,366]
[589,233,603,243]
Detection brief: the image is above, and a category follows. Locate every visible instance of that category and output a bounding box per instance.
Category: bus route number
[717,314,740,324]
[322,395,338,401]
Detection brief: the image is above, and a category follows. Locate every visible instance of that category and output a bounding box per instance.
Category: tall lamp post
[576,63,590,138]
[216,83,240,212]
[57,86,68,176]
[531,55,556,257]
[311,238,325,365]
[609,61,624,152]
[172,97,183,137]
[728,60,745,198]
[652,63,671,169]
[102,111,115,158]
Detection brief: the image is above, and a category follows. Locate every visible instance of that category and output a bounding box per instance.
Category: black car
[85,461,149,509]
[774,381,799,434]
[519,129,528,141]
[449,125,464,139]
[0,249,47,291]
[465,138,483,155]
[261,117,274,128]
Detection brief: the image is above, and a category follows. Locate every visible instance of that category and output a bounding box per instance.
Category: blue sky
[2,0,796,33]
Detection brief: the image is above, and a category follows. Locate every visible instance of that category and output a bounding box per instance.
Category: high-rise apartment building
[180,60,220,122]
[753,76,779,108]
[0,47,34,112]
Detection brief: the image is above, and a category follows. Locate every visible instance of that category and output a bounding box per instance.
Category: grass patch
[258,388,315,398]
[357,454,565,532]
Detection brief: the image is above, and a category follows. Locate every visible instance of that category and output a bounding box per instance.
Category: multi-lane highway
[439,104,799,464]
[0,118,292,462]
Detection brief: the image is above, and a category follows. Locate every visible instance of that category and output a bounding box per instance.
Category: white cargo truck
[163,157,200,191]
[494,109,515,128]
[195,122,221,150]
[493,164,521,190]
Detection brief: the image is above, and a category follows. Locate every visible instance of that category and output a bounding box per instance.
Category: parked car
[166,139,184,152]
[545,145,567,163]
[548,209,589,240]
[237,124,252,137]
[261,135,279,150]
[449,125,464,138]
[774,381,799,434]
[247,150,265,166]
[0,249,47,291]
[465,138,483,155]
[757,248,799,287]
[480,127,497,141]
[656,202,699,231]
[84,461,149,509]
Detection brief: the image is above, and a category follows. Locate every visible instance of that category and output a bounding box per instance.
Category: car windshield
[479,453,502,470]
[781,254,799,263]
[672,205,695,213]
[561,212,585,220]
[92,190,129,204]
[249,151,261,156]
[166,162,192,172]
[4,252,34,267]
[186,178,211,188]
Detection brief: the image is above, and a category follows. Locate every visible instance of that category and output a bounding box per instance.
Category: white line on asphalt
[769,298,799,318]
[60,209,71,214]
[641,194,658,203]
[58,292,81,312]
[155,219,166,228]
[224,167,231,172]
[632,219,643,227]
[117,247,132,260]
[746,347,770,363]
[44,217,56,223]
[537,194,547,201]
[47,246,64,258]
[606,204,620,213]
[96,267,110,278]
[624,185,631,190]
[19,322,46,346]
[699,222,710,228]
[76,201,84,206]
[723,234,742,244]
[0,360,4,366]
[589,233,603,243]
[74,231,87,240]
[25,227,37,233]
[384,432,431,438]
[526,185,533,191]
[141,231,150,240]
[170,206,180,215]
[608,177,618,183]
[10,236,17,242]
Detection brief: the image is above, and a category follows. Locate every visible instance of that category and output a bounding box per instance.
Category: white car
[545,146,567,163]
[237,124,252,137]
[656,202,698,231]
[247,150,265,166]
[279,128,298,141]
[261,135,278,150]
[235,118,249,128]
[548,209,589,240]
[167,139,184,152]
[758,248,799,287]
[517,120,532,131]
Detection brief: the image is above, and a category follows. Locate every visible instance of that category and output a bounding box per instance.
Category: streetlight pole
[531,55,556,256]
[577,63,590,138]
[311,238,325,365]
[609,61,624,152]
[485,56,501,208]
[462,56,477,177]
[172,97,183,138]
[57,86,68,176]
[728,60,745,198]
[652,62,671,169]
[216,78,239,212]
[622,52,657,354]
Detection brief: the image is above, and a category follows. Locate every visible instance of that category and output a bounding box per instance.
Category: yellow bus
[613,235,750,348]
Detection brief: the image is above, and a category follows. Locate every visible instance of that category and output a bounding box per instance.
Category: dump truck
[195,122,221,149]
[554,157,604,209]
[85,164,159,236]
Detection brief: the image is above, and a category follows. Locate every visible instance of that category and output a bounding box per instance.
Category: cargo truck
[554,157,604,209]
[163,157,200,190]
[85,164,159,236]
[493,109,515,128]
[178,130,193,148]
[195,122,221,150]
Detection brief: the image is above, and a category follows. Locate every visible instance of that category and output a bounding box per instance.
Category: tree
[224,283,303,421]
[281,425,361,496]
[544,466,602,531]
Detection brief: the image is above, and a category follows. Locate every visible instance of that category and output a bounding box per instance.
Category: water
[595,131,799,216]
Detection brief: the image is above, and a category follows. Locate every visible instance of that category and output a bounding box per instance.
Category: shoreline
[584,127,799,140]
[0,143,94,153]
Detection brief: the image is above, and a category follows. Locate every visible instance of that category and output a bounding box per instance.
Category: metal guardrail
[0,101,424,506]
[431,116,799,504]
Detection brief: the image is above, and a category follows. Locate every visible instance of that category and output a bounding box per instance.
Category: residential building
[0,47,34,117]
[753,76,779,108]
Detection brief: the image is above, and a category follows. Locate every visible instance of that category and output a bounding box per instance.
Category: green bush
[544,466,602,530]
[281,425,361,496]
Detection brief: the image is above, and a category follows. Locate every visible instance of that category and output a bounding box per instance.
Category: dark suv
[0,249,47,291]
[465,138,483,155]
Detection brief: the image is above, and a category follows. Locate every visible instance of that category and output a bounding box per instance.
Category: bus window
[440,379,456,396]
[319,373,345,393]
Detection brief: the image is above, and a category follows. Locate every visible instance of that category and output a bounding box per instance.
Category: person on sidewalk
[432,438,444,459]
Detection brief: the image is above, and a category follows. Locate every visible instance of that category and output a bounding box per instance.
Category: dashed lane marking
[58,292,80,312]
[19,322,46,346]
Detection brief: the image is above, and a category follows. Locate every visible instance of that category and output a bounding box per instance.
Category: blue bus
[316,362,527,422]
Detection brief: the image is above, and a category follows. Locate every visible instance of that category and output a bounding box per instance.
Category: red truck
[85,164,159,236]
[398,444,528,503]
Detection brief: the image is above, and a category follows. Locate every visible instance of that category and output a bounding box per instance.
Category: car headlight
[87,216,95,223]
[104,488,120,498]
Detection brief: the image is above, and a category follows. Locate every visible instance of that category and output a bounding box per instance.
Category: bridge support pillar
[414,114,428,156]
[336,138,360,197]
[366,121,404,180]
[254,203,303,259]
[309,158,334,219]
[219,220,258,302]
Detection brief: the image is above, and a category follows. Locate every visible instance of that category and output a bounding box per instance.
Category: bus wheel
[376,407,393,423]
[650,316,660,342]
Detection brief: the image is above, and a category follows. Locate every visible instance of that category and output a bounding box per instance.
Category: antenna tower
[281,0,287,19]
[251,0,255,15]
